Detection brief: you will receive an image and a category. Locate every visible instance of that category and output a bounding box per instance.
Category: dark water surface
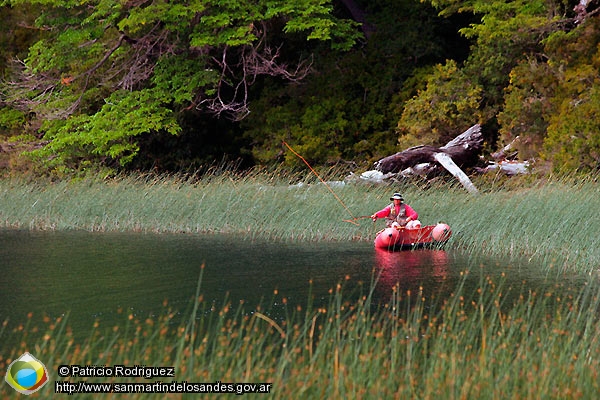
[0,229,588,342]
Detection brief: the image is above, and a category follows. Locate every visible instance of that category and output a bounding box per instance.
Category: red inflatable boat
[374,223,452,250]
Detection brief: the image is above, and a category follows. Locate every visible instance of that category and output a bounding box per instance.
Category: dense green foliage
[241,0,465,166]
[397,59,484,148]
[426,0,600,171]
[1,0,599,174]
[0,0,360,173]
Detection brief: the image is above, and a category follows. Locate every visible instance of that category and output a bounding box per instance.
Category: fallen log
[374,124,483,174]
[477,160,530,175]
[433,152,479,194]
[490,135,520,161]
[368,125,482,193]
[484,135,531,175]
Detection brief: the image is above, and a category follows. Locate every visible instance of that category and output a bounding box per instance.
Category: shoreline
[1,173,599,273]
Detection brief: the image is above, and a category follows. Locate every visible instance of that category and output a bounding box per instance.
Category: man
[371,193,421,229]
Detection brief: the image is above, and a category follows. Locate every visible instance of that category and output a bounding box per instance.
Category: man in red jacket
[370,193,421,229]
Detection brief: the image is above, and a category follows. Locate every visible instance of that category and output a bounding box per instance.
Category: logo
[5,352,49,395]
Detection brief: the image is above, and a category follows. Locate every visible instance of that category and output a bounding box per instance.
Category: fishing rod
[341,215,373,223]
[282,141,367,225]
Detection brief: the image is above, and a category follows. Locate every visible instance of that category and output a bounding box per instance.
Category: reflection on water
[373,248,450,302]
[0,229,590,343]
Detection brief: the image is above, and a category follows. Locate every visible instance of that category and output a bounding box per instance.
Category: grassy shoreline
[1,171,599,272]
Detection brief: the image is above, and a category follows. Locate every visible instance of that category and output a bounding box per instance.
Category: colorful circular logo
[5,352,49,395]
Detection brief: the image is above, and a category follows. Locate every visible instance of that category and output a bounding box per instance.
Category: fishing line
[282,141,359,224]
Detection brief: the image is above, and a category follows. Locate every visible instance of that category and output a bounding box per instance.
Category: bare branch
[2,59,59,113]
[195,23,314,120]
[243,45,312,83]
[76,34,125,81]
[4,15,315,122]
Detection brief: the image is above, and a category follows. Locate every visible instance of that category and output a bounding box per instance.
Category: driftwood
[358,124,531,191]
[479,160,530,175]
[374,124,483,174]
[433,152,479,194]
[370,125,483,193]
[479,135,530,175]
[490,135,519,161]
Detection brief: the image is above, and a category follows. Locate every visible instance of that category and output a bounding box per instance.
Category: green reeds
[415,177,600,273]
[2,270,599,399]
[1,170,599,272]
[0,172,357,238]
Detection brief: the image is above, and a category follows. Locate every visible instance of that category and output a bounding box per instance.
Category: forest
[0,0,599,176]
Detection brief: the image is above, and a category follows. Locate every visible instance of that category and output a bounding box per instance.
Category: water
[0,229,588,343]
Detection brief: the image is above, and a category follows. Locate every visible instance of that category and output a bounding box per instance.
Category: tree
[1,0,360,173]
[241,0,469,168]
[541,18,600,172]
[396,60,484,149]
[0,6,40,138]
[497,7,600,171]
[404,0,600,176]
[496,58,556,160]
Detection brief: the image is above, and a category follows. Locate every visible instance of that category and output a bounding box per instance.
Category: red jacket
[374,203,418,221]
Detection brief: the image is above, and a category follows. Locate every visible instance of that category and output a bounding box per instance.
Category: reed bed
[0,170,599,273]
[0,171,364,239]
[2,171,600,398]
[2,269,600,399]
[416,177,600,274]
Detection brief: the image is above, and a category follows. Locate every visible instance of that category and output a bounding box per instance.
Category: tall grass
[1,169,599,272]
[414,177,600,273]
[0,170,367,240]
[2,269,599,399]
[2,171,600,398]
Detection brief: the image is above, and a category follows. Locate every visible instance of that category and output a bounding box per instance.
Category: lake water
[0,229,588,343]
